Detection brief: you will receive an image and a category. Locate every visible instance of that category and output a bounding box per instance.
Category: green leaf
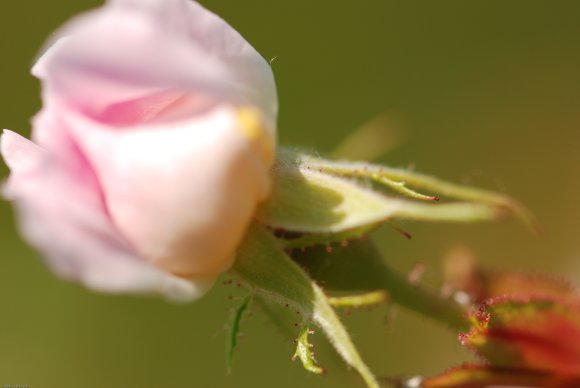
[257,148,532,234]
[230,224,380,388]
[225,293,253,374]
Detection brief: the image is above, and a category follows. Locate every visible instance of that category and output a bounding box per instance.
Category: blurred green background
[1,1,579,387]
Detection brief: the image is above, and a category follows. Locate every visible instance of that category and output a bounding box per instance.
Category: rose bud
[442,245,578,305]
[461,297,580,376]
[1,0,277,301]
[422,364,580,388]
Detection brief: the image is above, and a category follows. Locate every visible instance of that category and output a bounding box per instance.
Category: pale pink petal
[3,0,278,299]
[33,0,277,133]
[1,130,213,301]
[61,105,272,277]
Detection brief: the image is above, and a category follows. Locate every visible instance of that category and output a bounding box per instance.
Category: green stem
[380,264,468,331]
[292,239,469,331]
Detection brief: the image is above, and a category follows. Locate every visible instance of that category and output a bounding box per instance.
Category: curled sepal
[225,293,253,374]
[230,224,380,388]
[257,148,538,234]
[461,298,580,376]
[421,364,580,388]
[293,326,325,374]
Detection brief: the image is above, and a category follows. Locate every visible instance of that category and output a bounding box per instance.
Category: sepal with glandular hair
[257,149,539,238]
[230,224,380,388]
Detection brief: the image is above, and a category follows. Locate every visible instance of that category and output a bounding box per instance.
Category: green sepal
[256,148,538,234]
[256,158,403,233]
[230,224,380,388]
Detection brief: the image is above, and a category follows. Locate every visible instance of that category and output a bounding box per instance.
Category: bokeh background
[1,1,579,387]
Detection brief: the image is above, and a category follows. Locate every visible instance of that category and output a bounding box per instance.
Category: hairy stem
[380,264,468,331]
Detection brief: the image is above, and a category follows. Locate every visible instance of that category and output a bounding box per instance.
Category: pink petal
[33,0,277,133]
[1,130,212,301]
[61,105,273,277]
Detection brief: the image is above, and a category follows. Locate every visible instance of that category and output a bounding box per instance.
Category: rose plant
[1,1,538,387]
